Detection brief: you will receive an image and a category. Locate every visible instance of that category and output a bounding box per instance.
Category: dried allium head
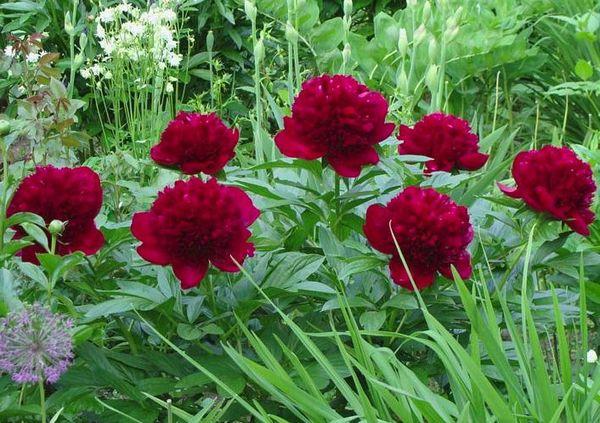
[0,304,73,384]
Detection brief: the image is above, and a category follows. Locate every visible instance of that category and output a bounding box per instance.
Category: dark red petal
[58,221,104,256]
[363,204,395,255]
[274,125,327,160]
[150,144,178,166]
[131,212,158,243]
[458,152,488,170]
[498,183,521,198]
[565,214,591,236]
[389,257,436,291]
[137,244,171,265]
[180,162,205,175]
[210,237,253,272]
[327,146,379,178]
[172,259,209,289]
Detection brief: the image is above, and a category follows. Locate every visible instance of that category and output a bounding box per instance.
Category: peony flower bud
[397,28,408,57]
[285,21,298,44]
[0,120,10,136]
[244,0,257,23]
[343,0,353,17]
[428,36,438,62]
[422,1,431,24]
[397,68,409,94]
[254,38,264,62]
[413,24,427,46]
[206,30,214,52]
[342,43,352,64]
[425,64,439,91]
[48,219,65,236]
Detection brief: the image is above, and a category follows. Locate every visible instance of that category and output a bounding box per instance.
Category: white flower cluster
[81,0,181,79]
[3,43,47,63]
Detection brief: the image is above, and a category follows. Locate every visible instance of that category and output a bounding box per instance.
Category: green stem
[39,379,46,423]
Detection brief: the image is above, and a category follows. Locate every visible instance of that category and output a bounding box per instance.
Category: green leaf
[360,310,387,331]
[311,17,344,53]
[575,59,593,81]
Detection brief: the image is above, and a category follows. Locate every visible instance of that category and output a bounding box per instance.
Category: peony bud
[0,120,10,136]
[244,0,257,23]
[342,43,352,64]
[422,1,431,24]
[428,36,438,62]
[413,24,427,46]
[48,219,65,236]
[64,12,74,36]
[398,28,408,57]
[397,68,408,94]
[343,0,353,17]
[285,21,298,44]
[444,25,459,42]
[79,32,88,50]
[254,38,264,62]
[425,64,439,91]
[206,30,214,52]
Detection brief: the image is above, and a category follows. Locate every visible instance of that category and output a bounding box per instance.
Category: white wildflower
[123,21,145,37]
[587,349,598,364]
[161,9,177,22]
[117,1,132,14]
[165,82,174,93]
[96,24,106,39]
[80,67,91,79]
[25,51,40,63]
[156,26,173,42]
[98,7,117,23]
[165,39,178,51]
[140,11,160,25]
[158,62,166,70]
[90,63,102,76]
[99,38,116,55]
[3,45,15,58]
[167,52,182,67]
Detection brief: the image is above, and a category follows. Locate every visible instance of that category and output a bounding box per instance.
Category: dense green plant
[0,0,599,422]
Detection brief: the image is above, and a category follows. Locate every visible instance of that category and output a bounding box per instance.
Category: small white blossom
[161,9,177,22]
[167,52,182,67]
[165,39,178,50]
[158,62,167,70]
[3,45,15,58]
[90,63,102,76]
[117,1,132,14]
[25,51,40,63]
[587,349,598,364]
[99,38,116,55]
[123,21,145,37]
[98,7,117,23]
[96,24,106,39]
[80,68,91,79]
[156,26,173,42]
[140,11,160,25]
[165,82,174,93]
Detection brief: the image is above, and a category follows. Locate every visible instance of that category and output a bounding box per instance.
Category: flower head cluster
[7,166,104,264]
[364,186,473,290]
[0,304,73,384]
[274,74,395,177]
[81,0,181,80]
[398,112,488,173]
[151,112,239,175]
[132,178,260,289]
[499,145,596,235]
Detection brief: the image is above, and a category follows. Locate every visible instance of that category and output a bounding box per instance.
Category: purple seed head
[0,303,73,384]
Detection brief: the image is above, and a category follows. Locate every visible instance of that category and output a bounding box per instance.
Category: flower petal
[172,259,209,289]
[389,257,436,291]
[363,204,395,255]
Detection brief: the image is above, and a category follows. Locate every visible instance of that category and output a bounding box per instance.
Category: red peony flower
[363,186,473,290]
[151,111,239,175]
[7,166,104,264]
[398,112,488,173]
[131,178,260,289]
[499,145,596,236]
[274,74,395,177]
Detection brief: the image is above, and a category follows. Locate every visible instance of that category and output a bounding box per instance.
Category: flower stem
[334,174,341,217]
[39,378,46,423]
